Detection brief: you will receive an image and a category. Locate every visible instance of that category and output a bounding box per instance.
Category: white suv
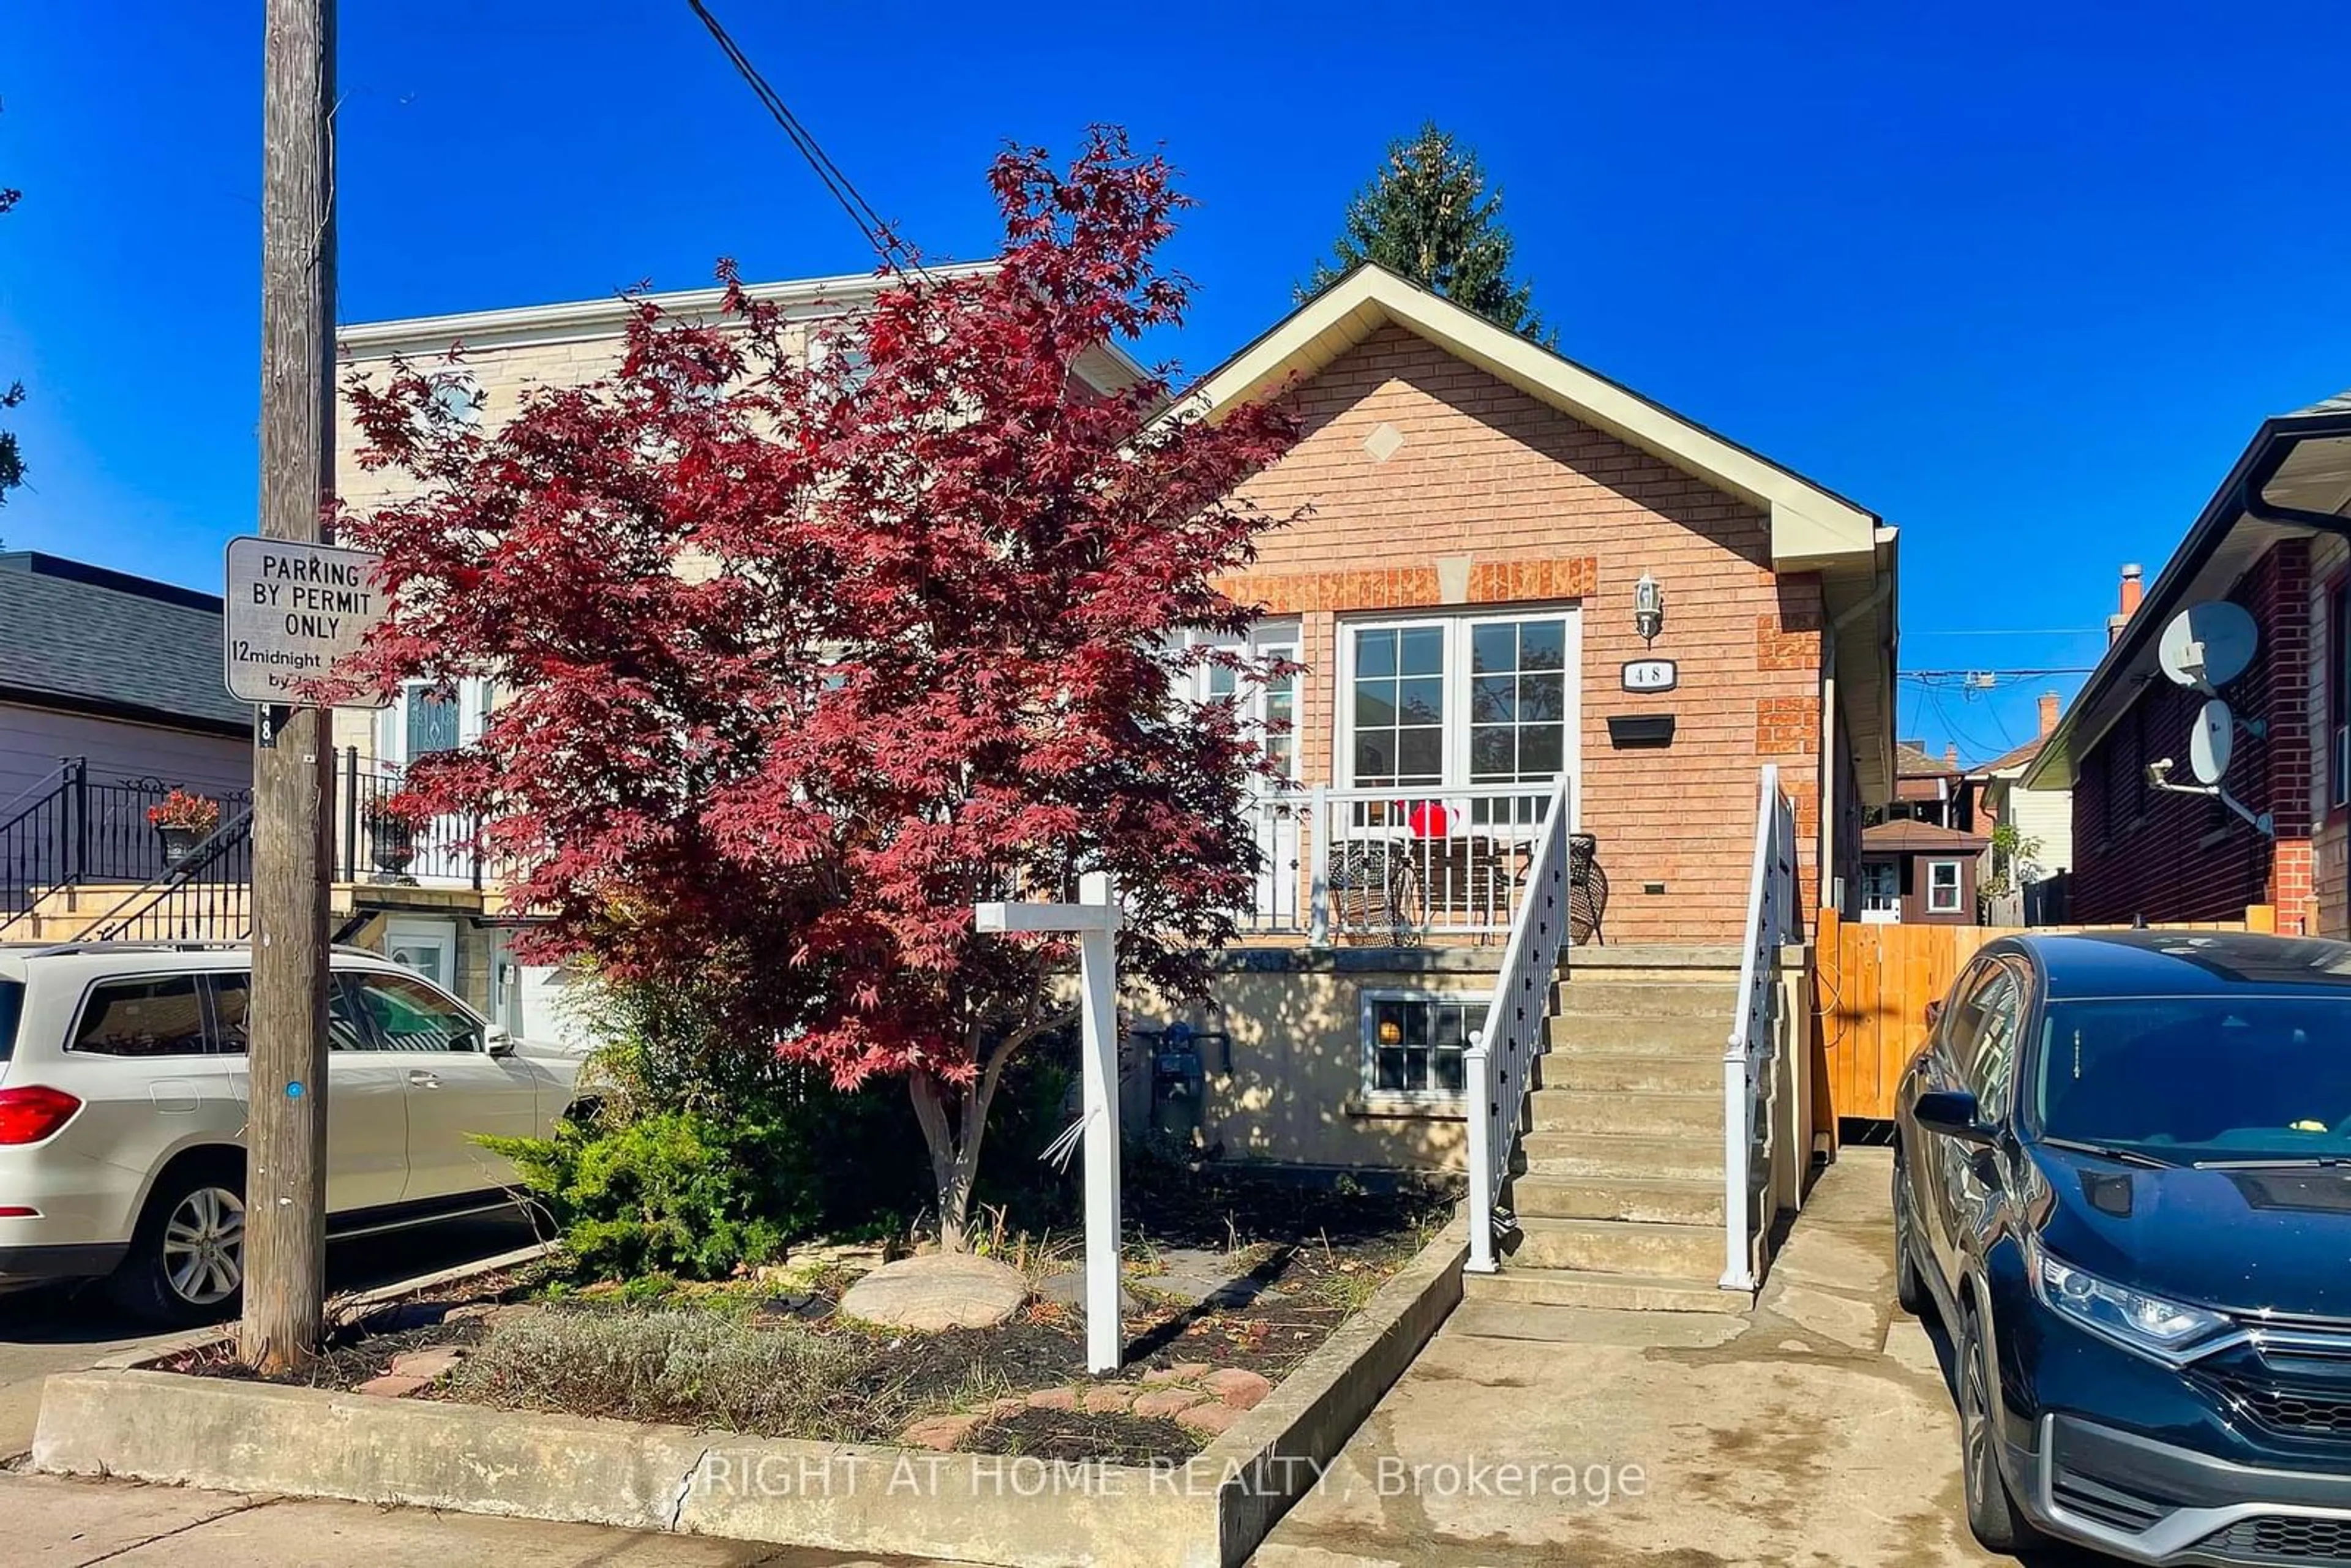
[0,942,586,1322]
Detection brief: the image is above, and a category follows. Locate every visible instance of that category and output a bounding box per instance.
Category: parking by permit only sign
[222,535,390,708]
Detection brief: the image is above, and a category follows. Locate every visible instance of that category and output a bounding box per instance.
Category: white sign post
[223,535,389,708]
[973,871,1122,1375]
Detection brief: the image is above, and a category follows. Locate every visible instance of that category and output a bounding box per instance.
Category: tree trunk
[909,1072,994,1253]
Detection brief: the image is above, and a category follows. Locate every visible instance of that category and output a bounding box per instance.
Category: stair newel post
[339,748,358,882]
[1465,1033,1497,1274]
[69,757,87,887]
[1307,783,1332,947]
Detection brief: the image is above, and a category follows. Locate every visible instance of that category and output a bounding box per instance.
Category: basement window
[1360,989,1483,1100]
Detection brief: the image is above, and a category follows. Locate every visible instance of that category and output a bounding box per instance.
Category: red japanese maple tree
[335,130,1302,1248]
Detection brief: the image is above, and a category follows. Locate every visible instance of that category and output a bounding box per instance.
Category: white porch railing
[1461,775,1572,1274]
[1241,781,1561,943]
[1722,764,1798,1291]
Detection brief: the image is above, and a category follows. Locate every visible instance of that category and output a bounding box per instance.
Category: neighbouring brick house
[2026,391,2351,935]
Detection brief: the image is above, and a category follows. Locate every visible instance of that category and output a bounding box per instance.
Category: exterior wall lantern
[1633,572,1665,645]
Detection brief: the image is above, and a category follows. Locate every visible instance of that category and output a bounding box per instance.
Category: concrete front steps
[1466,945,1756,1318]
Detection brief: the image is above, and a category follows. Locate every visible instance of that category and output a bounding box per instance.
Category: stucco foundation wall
[1223,323,1824,945]
[1130,954,1507,1171]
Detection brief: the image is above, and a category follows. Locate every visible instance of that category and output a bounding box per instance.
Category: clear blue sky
[5,2,2347,764]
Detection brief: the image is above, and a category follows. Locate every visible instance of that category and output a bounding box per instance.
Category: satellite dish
[2158,601,2259,691]
[2190,698,2234,785]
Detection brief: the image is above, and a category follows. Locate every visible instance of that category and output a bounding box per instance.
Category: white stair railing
[1463,775,1573,1274]
[1722,764,1798,1291]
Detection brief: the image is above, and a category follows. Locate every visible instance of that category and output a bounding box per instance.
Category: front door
[1200,624,1302,926]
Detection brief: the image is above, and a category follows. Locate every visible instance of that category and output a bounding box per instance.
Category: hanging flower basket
[147,790,222,868]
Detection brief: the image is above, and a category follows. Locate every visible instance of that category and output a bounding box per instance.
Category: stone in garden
[356,1374,429,1399]
[988,1395,1030,1419]
[1081,1384,1133,1414]
[839,1254,1027,1331]
[1146,1248,1267,1310]
[388,1347,465,1382]
[1139,1361,1211,1385]
[1026,1386,1079,1411]
[1201,1367,1272,1411]
[899,1415,979,1452]
[1176,1401,1240,1435]
[1132,1387,1207,1419]
[1035,1268,1141,1316]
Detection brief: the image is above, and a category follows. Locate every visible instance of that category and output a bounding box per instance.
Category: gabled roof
[1190,264,1882,568]
[1894,741,1947,777]
[1185,262,1903,803]
[0,553,247,734]
[1863,819,1990,855]
[1974,733,2047,777]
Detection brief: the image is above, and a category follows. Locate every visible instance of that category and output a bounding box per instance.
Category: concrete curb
[32,1220,1466,1568]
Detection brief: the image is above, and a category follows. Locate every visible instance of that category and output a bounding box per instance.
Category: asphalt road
[0,1208,541,1457]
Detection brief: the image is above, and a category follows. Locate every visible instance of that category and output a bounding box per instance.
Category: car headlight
[2033,1247,2228,1361]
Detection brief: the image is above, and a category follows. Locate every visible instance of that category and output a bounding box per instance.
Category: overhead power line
[685,1,923,279]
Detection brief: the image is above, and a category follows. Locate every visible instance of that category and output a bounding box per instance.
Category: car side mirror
[485,1026,517,1059]
[1924,998,1946,1029]
[1914,1088,1994,1146]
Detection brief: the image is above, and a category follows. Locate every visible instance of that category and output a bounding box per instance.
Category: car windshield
[2036,996,2351,1163]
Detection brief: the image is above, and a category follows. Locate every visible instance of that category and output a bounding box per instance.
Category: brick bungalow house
[329,260,1902,1305]
[2024,391,2351,936]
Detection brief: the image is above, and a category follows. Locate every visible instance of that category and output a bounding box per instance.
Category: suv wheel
[1892,1155,1928,1316]
[110,1168,247,1325]
[1957,1305,2042,1554]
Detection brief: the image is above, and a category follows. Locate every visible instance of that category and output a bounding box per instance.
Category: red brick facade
[1226,323,1835,944]
[2070,539,2313,931]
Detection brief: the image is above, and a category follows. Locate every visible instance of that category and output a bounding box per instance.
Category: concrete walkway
[1256,1148,2088,1567]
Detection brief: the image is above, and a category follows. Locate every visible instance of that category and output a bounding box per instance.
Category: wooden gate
[1811,908,2266,1125]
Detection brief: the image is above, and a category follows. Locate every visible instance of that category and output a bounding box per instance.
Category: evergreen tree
[1302,122,1548,341]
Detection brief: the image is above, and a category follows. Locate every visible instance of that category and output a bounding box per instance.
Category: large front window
[1343,611,1574,793]
[2036,995,2351,1165]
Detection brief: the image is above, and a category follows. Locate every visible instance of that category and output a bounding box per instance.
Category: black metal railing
[85,806,256,943]
[0,760,255,936]
[334,749,486,891]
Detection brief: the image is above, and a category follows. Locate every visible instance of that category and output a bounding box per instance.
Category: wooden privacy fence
[1811,907,2270,1126]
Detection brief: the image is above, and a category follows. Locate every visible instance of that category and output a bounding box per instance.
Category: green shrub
[483,1109,815,1280]
[452,1307,904,1439]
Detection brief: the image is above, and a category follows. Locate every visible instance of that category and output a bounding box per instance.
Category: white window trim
[1354,986,1488,1112]
[1332,604,1582,826]
[1926,859,1964,914]
[382,916,460,984]
[1191,620,1303,784]
[378,677,492,770]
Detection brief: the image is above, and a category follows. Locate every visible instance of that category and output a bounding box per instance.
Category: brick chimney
[2038,691,2061,737]
[2108,563,2143,645]
[1944,743,1959,770]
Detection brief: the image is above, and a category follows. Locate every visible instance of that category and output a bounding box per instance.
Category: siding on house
[0,702,251,810]
[2312,531,2351,940]
[2069,539,2310,928]
[2008,783,2074,880]
[1223,323,1827,945]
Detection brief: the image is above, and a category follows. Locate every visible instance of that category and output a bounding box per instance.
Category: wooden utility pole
[243,0,337,1375]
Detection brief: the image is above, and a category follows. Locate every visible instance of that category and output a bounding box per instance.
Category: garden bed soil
[159,1170,1450,1465]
